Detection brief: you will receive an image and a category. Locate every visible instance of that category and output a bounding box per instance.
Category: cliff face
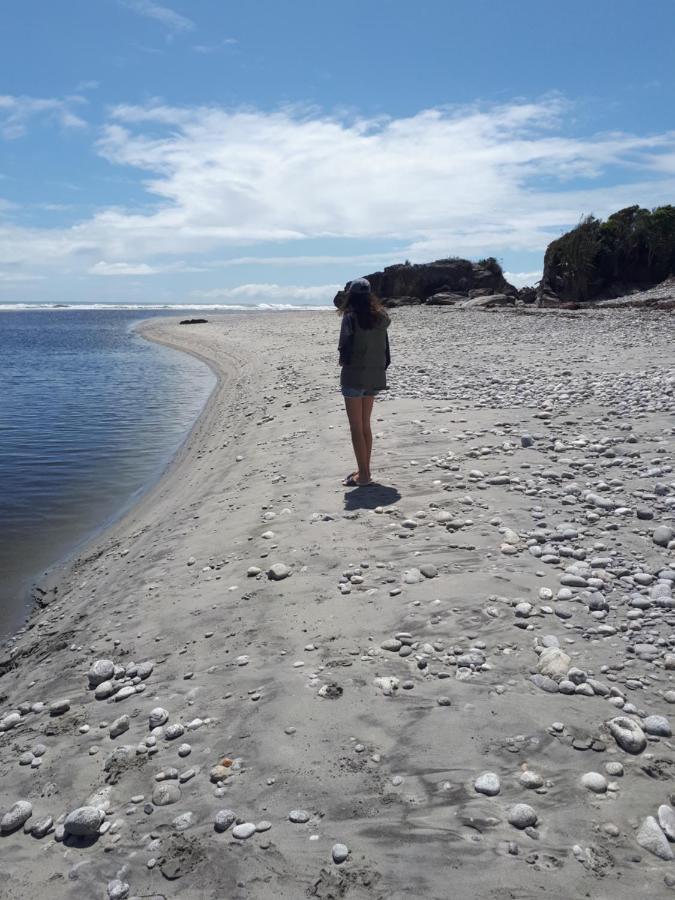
[540,205,675,302]
[333,257,518,308]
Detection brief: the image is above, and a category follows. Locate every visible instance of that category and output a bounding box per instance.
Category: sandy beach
[1,307,675,899]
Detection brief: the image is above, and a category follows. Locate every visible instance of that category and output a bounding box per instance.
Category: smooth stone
[653,526,674,548]
[232,822,256,839]
[637,816,673,860]
[289,809,310,823]
[474,772,500,796]
[49,698,70,717]
[606,716,647,754]
[537,647,571,679]
[581,772,608,793]
[420,564,438,579]
[1,800,33,834]
[332,843,349,864]
[402,568,423,584]
[172,812,195,832]
[214,809,236,832]
[64,806,104,836]
[88,659,115,687]
[519,771,544,789]
[30,816,54,838]
[148,708,169,729]
[95,681,116,700]
[658,805,675,842]
[267,563,290,580]
[152,783,181,806]
[508,804,537,829]
[644,715,672,737]
[164,724,185,740]
[109,715,130,739]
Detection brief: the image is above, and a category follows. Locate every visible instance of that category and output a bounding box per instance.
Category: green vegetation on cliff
[542,205,675,301]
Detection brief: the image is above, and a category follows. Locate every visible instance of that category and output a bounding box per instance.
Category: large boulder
[334,257,518,308]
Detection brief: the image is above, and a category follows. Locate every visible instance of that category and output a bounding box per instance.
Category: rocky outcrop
[539,205,675,302]
[333,257,518,308]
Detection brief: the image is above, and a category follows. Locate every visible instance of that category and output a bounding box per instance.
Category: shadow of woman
[343,483,401,511]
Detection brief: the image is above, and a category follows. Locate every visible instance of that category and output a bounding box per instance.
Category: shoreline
[3,316,224,647]
[0,308,674,899]
[5,314,245,652]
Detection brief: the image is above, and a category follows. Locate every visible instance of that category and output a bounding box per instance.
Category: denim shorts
[341,386,377,398]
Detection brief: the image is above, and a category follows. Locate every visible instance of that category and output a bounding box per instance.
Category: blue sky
[1,0,674,304]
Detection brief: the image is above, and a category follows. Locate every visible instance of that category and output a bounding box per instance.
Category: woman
[338,278,391,486]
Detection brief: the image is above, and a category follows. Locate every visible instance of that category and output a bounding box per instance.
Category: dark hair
[338,291,386,329]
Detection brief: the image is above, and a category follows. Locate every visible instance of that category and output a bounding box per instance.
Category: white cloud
[504,270,542,288]
[2,98,675,291]
[90,261,158,275]
[192,38,237,53]
[0,94,87,139]
[191,283,340,304]
[121,0,194,33]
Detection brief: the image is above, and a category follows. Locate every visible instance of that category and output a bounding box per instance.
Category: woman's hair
[338,291,386,329]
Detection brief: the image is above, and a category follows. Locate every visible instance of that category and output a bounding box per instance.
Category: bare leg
[361,394,375,478]
[344,397,370,484]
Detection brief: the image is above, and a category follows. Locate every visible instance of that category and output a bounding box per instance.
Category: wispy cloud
[2,98,675,294]
[89,261,158,276]
[191,283,340,304]
[192,38,238,54]
[0,94,87,139]
[121,0,194,34]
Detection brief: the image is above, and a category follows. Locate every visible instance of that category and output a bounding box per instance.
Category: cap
[348,277,371,295]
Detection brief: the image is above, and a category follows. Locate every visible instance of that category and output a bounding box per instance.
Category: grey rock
[107,880,130,900]
[136,660,154,680]
[420,564,438,578]
[109,715,130,739]
[1,800,33,834]
[164,723,185,741]
[214,809,236,832]
[474,772,500,796]
[30,816,54,838]
[636,816,673,860]
[653,526,674,548]
[332,843,349,864]
[658,805,675,842]
[581,772,608,793]
[64,806,104,836]
[289,809,310,823]
[519,771,544,789]
[152,783,181,806]
[88,659,115,688]
[508,804,537,829]
[232,822,256,839]
[172,811,195,832]
[530,674,559,693]
[606,716,647,754]
[49,698,70,716]
[644,715,672,737]
[95,681,116,700]
[0,712,22,732]
[149,707,169,729]
[267,563,290,580]
[537,647,571,679]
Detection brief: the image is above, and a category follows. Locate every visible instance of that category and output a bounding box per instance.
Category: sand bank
[1,308,674,899]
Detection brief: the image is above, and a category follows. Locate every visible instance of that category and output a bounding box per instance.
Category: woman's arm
[338,313,355,365]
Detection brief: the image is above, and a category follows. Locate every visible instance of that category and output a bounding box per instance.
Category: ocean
[0,307,222,640]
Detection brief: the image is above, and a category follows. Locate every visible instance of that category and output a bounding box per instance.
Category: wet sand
[1,307,674,899]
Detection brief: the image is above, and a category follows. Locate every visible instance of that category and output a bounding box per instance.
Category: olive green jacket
[338,311,391,391]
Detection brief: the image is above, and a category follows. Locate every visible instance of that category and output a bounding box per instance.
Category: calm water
[0,309,218,639]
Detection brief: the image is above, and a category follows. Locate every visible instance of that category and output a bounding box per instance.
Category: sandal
[342,473,374,487]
